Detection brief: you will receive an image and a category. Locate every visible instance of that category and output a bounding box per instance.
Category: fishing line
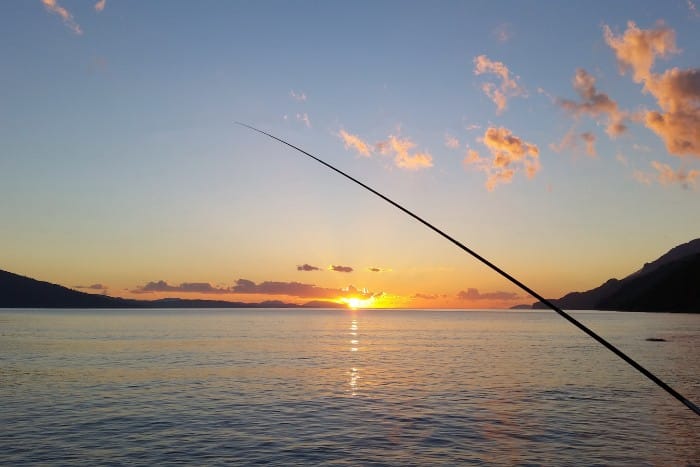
[236,121,700,417]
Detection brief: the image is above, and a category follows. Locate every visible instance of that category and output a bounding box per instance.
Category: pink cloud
[633,161,700,188]
[464,127,540,191]
[94,0,106,12]
[377,134,433,170]
[558,69,627,137]
[473,55,525,114]
[604,22,699,157]
[42,0,82,35]
[338,129,372,157]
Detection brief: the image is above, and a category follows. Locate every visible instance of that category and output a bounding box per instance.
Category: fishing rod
[236,121,700,417]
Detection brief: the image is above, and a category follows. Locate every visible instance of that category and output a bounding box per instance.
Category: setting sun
[341,297,375,309]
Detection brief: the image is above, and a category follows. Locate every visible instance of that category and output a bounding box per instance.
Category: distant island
[0,269,346,309]
[518,238,700,313]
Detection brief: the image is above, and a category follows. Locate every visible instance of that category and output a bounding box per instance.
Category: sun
[342,297,375,310]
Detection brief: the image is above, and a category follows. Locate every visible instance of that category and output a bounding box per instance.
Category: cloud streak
[473,55,524,114]
[297,264,320,272]
[338,129,372,157]
[330,265,353,273]
[42,0,82,35]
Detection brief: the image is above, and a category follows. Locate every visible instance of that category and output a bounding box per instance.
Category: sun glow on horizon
[341,296,376,310]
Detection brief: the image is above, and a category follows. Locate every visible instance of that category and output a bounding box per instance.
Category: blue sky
[1,1,699,307]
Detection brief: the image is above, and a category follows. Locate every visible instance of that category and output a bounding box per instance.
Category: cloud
[603,21,678,83]
[290,90,307,102]
[338,129,372,157]
[94,0,106,12]
[330,265,353,273]
[42,0,82,35]
[651,161,699,188]
[296,113,311,128]
[297,264,320,272]
[553,129,597,157]
[464,127,540,191]
[616,153,629,166]
[132,280,231,294]
[689,0,700,18]
[444,133,460,149]
[643,68,700,156]
[604,22,699,157]
[492,23,512,43]
[337,129,433,170]
[473,55,525,114]
[376,134,433,170]
[581,132,597,156]
[231,279,380,300]
[232,278,337,298]
[368,267,390,273]
[457,288,519,301]
[633,161,699,188]
[75,283,107,291]
[412,293,438,300]
[557,69,627,137]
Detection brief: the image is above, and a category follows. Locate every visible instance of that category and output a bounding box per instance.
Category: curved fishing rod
[236,121,700,417]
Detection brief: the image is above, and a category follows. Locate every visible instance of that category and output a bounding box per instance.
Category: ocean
[1,309,698,465]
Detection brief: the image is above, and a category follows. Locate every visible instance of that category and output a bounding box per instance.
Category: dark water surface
[1,309,698,465]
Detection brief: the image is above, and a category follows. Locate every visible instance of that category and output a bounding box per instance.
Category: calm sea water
[1,309,698,465]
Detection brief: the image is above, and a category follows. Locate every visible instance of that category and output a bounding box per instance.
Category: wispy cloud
[296,113,311,128]
[473,55,525,114]
[457,288,519,301]
[444,133,460,149]
[338,129,372,157]
[290,90,307,102]
[689,0,700,18]
[604,21,699,157]
[552,129,597,157]
[297,264,320,272]
[376,134,433,170]
[42,0,83,35]
[492,23,512,43]
[330,265,353,273]
[557,69,627,137]
[464,127,540,191]
[94,0,106,12]
[634,161,699,188]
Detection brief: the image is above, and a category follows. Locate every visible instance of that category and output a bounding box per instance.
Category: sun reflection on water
[349,316,360,395]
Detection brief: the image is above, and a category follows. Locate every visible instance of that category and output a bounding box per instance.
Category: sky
[1,1,699,308]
